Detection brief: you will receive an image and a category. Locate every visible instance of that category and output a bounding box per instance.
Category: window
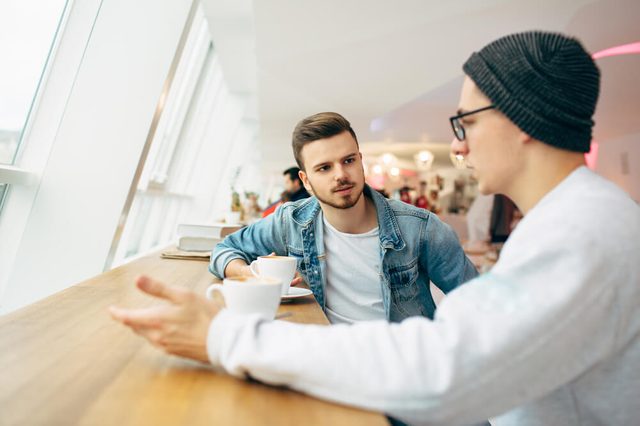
[0,0,68,208]
[0,184,6,211]
[1,0,197,314]
[0,0,68,164]
[108,4,259,266]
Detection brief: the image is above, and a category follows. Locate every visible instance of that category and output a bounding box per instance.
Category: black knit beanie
[463,31,600,153]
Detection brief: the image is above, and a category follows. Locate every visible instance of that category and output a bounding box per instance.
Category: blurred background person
[465,193,495,253]
[428,188,441,215]
[283,166,310,202]
[489,194,518,243]
[414,181,430,210]
[262,167,310,217]
[399,186,412,204]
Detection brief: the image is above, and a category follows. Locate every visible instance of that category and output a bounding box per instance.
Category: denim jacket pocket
[385,258,419,289]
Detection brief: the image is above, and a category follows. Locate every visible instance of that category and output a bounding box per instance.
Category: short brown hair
[292,112,358,170]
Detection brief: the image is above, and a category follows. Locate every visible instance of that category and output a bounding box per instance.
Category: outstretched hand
[109,275,223,363]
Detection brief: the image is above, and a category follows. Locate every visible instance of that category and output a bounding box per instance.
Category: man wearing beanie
[112,31,639,425]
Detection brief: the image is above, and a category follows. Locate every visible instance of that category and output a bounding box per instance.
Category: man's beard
[308,179,363,209]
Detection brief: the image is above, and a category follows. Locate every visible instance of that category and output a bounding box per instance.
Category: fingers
[136,275,190,303]
[291,271,303,286]
[125,322,170,353]
[110,303,213,364]
[109,305,165,329]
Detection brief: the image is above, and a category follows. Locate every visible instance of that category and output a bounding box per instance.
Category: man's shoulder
[278,196,319,224]
[279,196,315,211]
[384,197,432,220]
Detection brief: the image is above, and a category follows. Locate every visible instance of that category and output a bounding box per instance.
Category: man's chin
[323,191,362,210]
[476,179,494,196]
[338,198,358,209]
[324,195,354,209]
[470,169,482,184]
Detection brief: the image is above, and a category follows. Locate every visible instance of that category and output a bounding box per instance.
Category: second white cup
[249,255,297,296]
[206,276,282,319]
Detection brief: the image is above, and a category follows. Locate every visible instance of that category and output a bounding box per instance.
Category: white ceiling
[202,0,640,172]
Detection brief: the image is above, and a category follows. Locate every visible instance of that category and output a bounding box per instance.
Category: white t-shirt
[322,214,384,324]
[208,167,640,426]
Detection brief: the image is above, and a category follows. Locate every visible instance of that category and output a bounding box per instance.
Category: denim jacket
[210,185,477,322]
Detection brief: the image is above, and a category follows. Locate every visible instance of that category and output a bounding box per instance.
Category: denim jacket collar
[290,196,321,228]
[367,185,405,251]
[289,184,405,251]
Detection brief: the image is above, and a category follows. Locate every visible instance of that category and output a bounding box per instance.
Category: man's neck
[290,185,302,195]
[506,147,585,215]
[321,193,378,234]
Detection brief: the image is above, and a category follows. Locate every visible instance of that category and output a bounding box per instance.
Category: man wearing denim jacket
[210,112,477,323]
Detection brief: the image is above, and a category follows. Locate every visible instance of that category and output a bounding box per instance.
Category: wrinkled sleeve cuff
[209,251,251,279]
[206,309,254,367]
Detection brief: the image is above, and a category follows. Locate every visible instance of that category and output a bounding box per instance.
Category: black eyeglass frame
[449,105,495,141]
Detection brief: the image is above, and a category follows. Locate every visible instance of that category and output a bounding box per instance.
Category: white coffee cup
[249,255,297,296]
[206,276,282,319]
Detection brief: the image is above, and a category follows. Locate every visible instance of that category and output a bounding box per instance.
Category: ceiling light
[414,150,434,170]
[381,153,397,166]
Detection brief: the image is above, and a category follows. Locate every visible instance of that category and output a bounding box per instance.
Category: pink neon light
[592,42,640,60]
[582,43,639,169]
[585,141,599,170]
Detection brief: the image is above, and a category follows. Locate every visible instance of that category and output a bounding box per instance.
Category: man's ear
[518,128,534,146]
[299,169,313,194]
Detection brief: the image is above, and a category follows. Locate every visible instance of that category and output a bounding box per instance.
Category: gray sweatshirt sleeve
[207,225,625,425]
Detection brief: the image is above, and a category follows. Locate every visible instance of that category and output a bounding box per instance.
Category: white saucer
[281,287,313,300]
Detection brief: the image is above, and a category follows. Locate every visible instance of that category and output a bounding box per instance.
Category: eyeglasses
[449,105,495,141]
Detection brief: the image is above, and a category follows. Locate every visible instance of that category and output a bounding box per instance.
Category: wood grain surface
[0,251,388,426]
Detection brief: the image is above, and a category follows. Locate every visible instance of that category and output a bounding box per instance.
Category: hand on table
[109,275,223,363]
[291,272,303,287]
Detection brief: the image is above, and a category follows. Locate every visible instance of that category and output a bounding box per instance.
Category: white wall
[0,0,192,313]
[596,134,640,202]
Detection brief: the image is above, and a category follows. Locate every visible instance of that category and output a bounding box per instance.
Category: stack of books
[176,223,243,252]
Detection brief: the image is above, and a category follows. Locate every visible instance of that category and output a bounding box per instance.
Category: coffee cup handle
[249,260,260,277]
[206,284,224,300]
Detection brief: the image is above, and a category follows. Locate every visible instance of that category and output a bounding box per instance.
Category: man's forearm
[224,258,253,278]
[209,211,285,279]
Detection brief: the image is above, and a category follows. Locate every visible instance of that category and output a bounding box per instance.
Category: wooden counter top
[0,251,388,425]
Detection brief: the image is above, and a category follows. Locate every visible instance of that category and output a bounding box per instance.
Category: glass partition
[0,184,6,211]
[0,0,68,165]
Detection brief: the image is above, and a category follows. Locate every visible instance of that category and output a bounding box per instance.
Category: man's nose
[334,163,348,180]
[450,138,468,157]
